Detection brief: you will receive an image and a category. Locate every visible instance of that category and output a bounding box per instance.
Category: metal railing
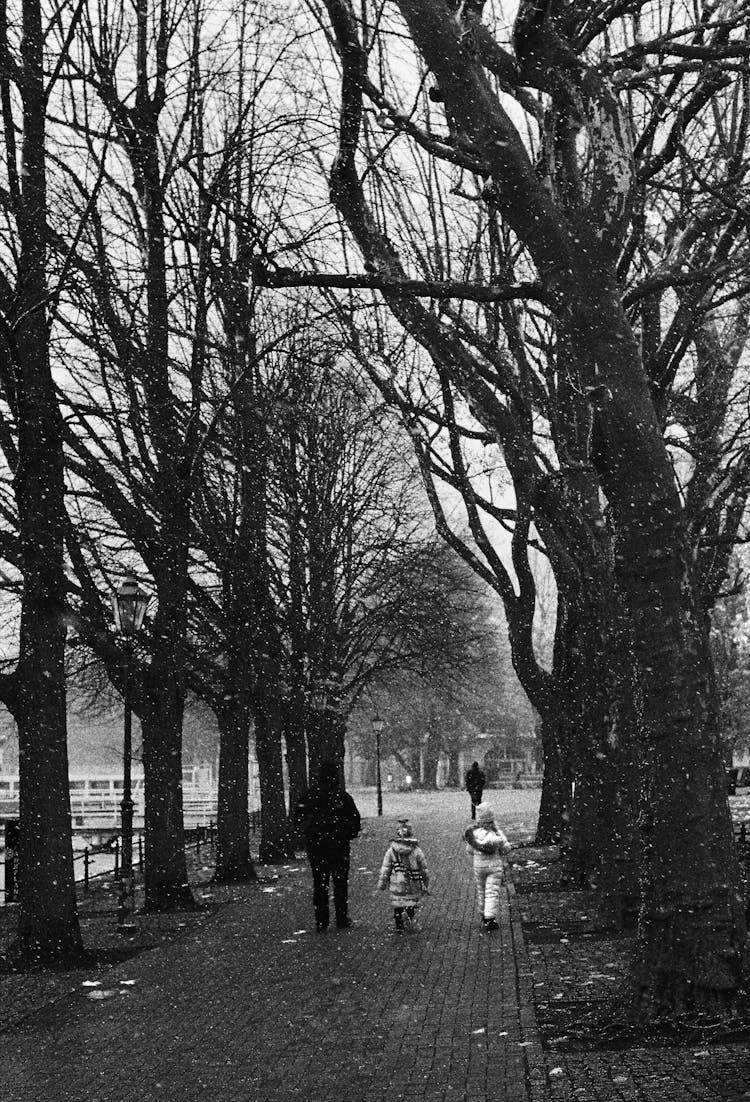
[1,821,219,903]
[0,809,269,906]
[734,820,750,863]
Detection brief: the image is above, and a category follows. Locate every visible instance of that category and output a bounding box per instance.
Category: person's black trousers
[469,792,483,819]
[307,845,350,928]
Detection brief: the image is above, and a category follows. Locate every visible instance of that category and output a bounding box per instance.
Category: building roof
[476,730,537,744]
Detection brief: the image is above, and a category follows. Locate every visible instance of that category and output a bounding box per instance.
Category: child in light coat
[464,803,512,931]
[377,825,429,931]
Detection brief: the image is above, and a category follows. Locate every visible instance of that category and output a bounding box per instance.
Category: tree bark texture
[140,691,193,911]
[283,712,308,832]
[560,572,641,925]
[255,708,295,863]
[307,710,345,784]
[445,745,460,788]
[138,472,194,909]
[13,0,81,960]
[93,0,198,913]
[215,706,256,883]
[535,715,571,847]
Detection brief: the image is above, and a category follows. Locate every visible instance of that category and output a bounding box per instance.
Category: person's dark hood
[315,762,340,791]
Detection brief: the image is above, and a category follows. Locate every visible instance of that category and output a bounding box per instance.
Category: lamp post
[371,715,384,817]
[111,574,149,925]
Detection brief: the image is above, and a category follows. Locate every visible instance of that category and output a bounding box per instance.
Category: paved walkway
[0,790,541,1102]
[2,789,750,1102]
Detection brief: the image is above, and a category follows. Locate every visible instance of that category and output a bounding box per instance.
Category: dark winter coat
[295,780,361,854]
[465,766,485,797]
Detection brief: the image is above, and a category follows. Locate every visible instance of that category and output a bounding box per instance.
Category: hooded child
[464,802,512,931]
[377,825,430,931]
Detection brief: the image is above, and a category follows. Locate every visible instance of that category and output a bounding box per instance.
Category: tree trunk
[255,708,294,863]
[419,714,441,789]
[215,706,256,883]
[445,744,460,787]
[613,493,744,1013]
[421,748,440,789]
[323,0,745,1016]
[307,709,344,784]
[16,629,81,959]
[535,715,571,846]
[505,586,574,849]
[561,284,745,1010]
[284,712,307,834]
[13,0,81,961]
[331,714,347,783]
[561,574,640,925]
[541,279,746,1008]
[141,663,193,910]
[565,739,638,930]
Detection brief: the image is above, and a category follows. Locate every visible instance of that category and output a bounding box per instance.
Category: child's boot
[482,916,499,931]
[394,908,405,933]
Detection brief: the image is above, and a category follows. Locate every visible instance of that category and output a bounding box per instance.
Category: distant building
[462,730,540,786]
[345,728,540,789]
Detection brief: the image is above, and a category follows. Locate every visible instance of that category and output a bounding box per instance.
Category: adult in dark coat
[294,762,361,931]
[465,761,486,820]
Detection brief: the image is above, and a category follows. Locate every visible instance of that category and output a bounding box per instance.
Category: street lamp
[371,714,384,817]
[111,573,149,926]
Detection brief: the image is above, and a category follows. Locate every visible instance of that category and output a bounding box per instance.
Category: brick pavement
[515,852,750,1102]
[0,790,541,1102]
[1,790,750,1101]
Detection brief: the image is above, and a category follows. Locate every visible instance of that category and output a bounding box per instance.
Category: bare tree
[0,0,82,958]
[188,314,496,858]
[254,0,750,1017]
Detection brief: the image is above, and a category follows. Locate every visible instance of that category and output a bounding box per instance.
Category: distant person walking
[295,762,361,932]
[464,803,512,932]
[376,824,430,932]
[465,761,486,819]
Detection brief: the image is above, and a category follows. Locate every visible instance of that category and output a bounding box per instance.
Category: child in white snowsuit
[377,825,429,931]
[464,803,512,931]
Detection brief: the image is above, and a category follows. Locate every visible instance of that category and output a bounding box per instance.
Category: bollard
[4,819,18,903]
[83,847,90,892]
[113,838,120,881]
[138,835,144,867]
[209,820,215,845]
[196,829,201,855]
[4,852,15,904]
